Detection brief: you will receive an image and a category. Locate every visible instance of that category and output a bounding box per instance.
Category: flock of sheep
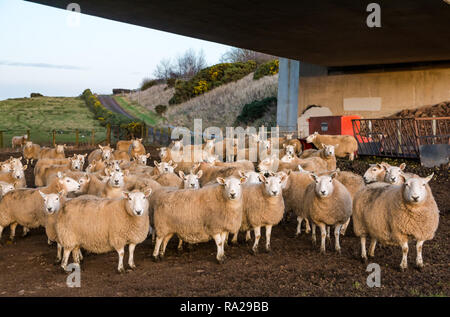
[0,132,440,274]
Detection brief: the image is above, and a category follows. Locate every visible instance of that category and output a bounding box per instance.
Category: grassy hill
[113,95,163,126]
[0,96,106,146]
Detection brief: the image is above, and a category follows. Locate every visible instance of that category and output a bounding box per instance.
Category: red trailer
[308,115,361,136]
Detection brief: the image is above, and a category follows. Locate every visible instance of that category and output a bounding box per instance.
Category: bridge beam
[276,58,300,133]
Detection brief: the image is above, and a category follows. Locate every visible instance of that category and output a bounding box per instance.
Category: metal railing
[352,117,450,158]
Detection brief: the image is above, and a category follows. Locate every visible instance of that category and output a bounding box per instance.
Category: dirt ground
[0,147,448,297]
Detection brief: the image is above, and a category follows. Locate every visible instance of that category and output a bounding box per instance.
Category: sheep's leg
[341,218,351,236]
[400,242,409,271]
[128,243,136,269]
[265,225,272,252]
[160,234,173,259]
[231,232,238,245]
[72,247,81,264]
[61,248,73,271]
[22,227,29,237]
[319,224,327,254]
[304,218,311,234]
[213,233,225,263]
[0,225,4,240]
[369,239,377,258]
[295,217,303,236]
[326,226,331,244]
[252,227,261,255]
[415,240,424,270]
[116,247,125,273]
[48,238,52,245]
[78,249,83,262]
[9,223,17,241]
[220,232,227,257]
[245,230,251,243]
[177,238,183,252]
[349,152,355,161]
[311,223,316,245]
[152,236,163,261]
[56,243,62,263]
[334,224,342,254]
[360,236,367,262]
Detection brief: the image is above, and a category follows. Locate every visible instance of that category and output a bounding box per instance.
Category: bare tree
[153,49,207,80]
[220,47,276,64]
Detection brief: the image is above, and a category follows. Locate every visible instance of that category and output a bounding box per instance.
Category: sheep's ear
[178,171,185,179]
[38,190,46,199]
[154,161,160,167]
[424,173,434,183]
[58,190,65,197]
[123,191,131,199]
[240,177,247,184]
[258,174,266,183]
[104,168,110,176]
[144,188,152,198]
[85,175,91,183]
[57,171,64,179]
[196,170,203,179]
[168,160,173,166]
[330,171,338,179]
[172,163,178,169]
[297,165,304,172]
[99,145,103,150]
[146,153,150,158]
[23,165,28,171]
[217,177,226,185]
[399,163,406,170]
[309,173,318,182]
[283,143,286,148]
[238,170,246,178]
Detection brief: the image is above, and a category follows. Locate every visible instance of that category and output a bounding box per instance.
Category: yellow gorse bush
[193,80,208,95]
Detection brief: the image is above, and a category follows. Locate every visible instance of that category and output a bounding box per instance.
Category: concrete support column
[276,58,300,132]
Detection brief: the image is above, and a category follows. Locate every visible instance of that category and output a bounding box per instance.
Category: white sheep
[353,173,439,271]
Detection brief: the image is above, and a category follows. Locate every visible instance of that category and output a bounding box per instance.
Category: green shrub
[141,79,158,91]
[169,61,257,104]
[166,78,176,88]
[155,104,167,116]
[235,97,277,124]
[253,59,279,80]
[30,93,43,98]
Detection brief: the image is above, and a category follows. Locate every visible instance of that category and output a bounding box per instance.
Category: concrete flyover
[27,0,450,132]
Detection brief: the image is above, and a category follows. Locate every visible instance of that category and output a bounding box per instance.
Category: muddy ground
[0,147,448,297]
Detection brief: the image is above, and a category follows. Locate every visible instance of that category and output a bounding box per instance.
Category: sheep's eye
[56,198,59,201]
[66,180,69,183]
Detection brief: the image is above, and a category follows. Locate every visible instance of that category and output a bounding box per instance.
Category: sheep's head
[239,171,261,185]
[283,144,296,156]
[12,164,26,180]
[204,139,215,151]
[0,162,12,173]
[124,190,151,216]
[76,175,91,194]
[217,176,246,200]
[158,147,168,160]
[57,172,80,192]
[310,172,338,198]
[305,132,318,143]
[76,154,87,166]
[131,139,142,149]
[25,141,33,148]
[0,182,15,196]
[56,144,65,153]
[402,173,433,204]
[39,190,64,214]
[203,153,219,164]
[70,157,83,171]
[108,170,125,188]
[259,139,271,151]
[99,145,113,161]
[10,157,23,169]
[384,163,406,185]
[363,163,388,184]
[135,153,150,165]
[179,170,202,189]
[322,144,335,157]
[259,172,288,197]
[107,160,122,172]
[155,161,175,174]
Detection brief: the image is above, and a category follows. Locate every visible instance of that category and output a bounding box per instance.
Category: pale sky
[0,0,231,100]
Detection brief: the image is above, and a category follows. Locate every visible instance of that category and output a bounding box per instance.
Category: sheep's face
[285,133,293,140]
[311,173,337,198]
[76,154,87,166]
[203,154,219,164]
[57,173,80,192]
[109,171,124,188]
[86,160,99,173]
[323,144,335,157]
[180,170,202,189]
[305,133,317,144]
[131,139,142,149]
[384,163,406,185]
[0,183,15,196]
[12,165,26,180]
[171,140,183,151]
[284,145,296,156]
[159,147,168,160]
[260,140,270,151]
[157,162,174,174]
[100,147,113,161]
[204,139,214,151]
[136,154,150,165]
[125,190,151,216]
[10,157,23,169]
[217,177,246,200]
[39,191,63,215]
[403,174,433,204]
[257,157,272,173]
[108,160,122,172]
[259,174,284,197]
[363,163,387,184]
[0,162,12,173]
[70,157,82,171]
[56,145,65,153]
[25,141,33,148]
[77,176,90,194]
[280,154,294,163]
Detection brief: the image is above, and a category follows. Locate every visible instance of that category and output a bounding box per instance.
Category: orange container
[308,115,361,136]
